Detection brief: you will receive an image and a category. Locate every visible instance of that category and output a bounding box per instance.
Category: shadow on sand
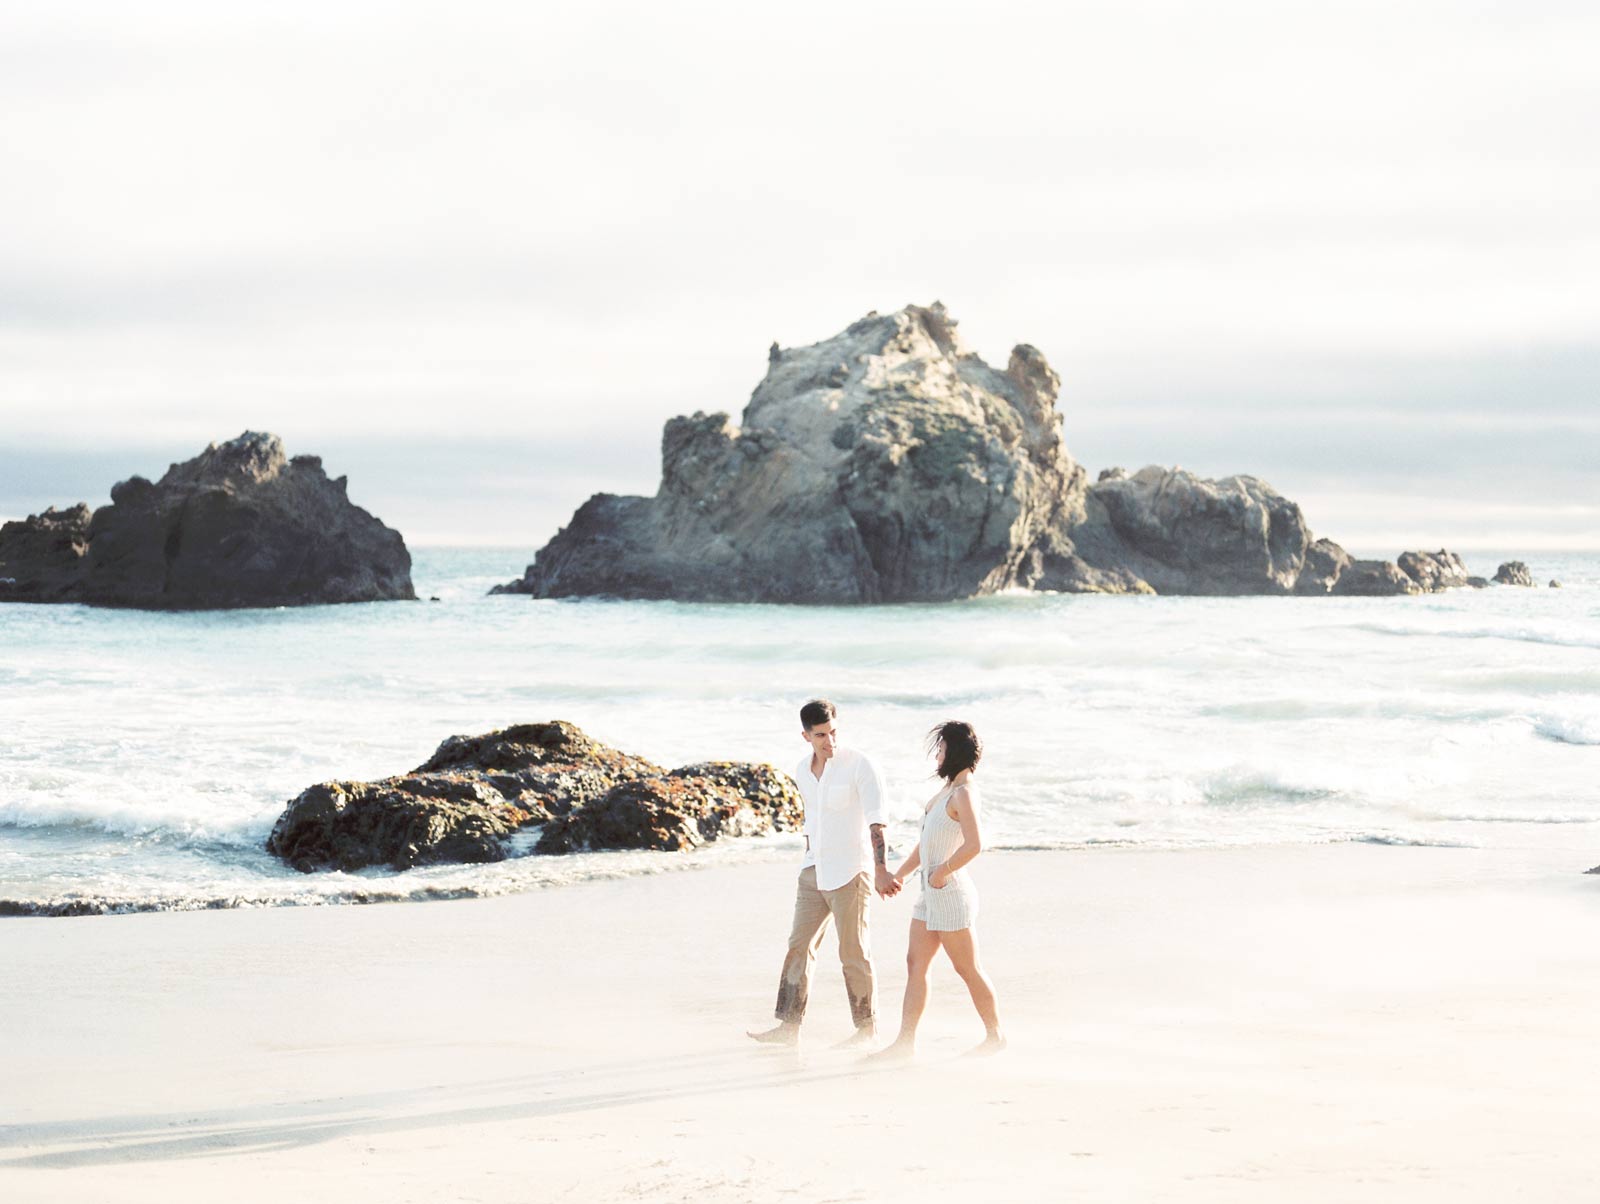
[0,1045,912,1170]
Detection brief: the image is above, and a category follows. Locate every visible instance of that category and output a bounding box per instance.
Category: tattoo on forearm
[871,825,887,867]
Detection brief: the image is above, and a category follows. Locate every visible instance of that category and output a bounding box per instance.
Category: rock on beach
[266,722,803,872]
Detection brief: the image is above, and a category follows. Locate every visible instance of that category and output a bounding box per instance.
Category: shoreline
[4,843,1598,1201]
[0,830,1543,919]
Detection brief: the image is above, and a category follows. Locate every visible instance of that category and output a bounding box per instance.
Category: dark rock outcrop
[266,721,803,872]
[1330,559,1422,596]
[1398,549,1470,592]
[0,432,413,609]
[267,776,531,873]
[1071,466,1311,595]
[535,762,803,854]
[1294,538,1352,595]
[494,303,1456,602]
[1550,580,1562,589]
[0,504,92,601]
[1494,561,1535,587]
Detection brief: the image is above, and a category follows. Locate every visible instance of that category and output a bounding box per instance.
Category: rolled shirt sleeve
[794,757,818,868]
[857,754,886,827]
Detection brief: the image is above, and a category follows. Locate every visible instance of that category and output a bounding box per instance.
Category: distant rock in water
[1329,559,1422,596]
[1294,538,1351,595]
[1071,466,1312,595]
[1397,550,1470,592]
[266,721,803,872]
[0,504,92,602]
[493,303,1457,601]
[0,432,413,609]
[1494,561,1535,587]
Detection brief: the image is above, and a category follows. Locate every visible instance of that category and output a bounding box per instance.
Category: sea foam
[1,546,1595,913]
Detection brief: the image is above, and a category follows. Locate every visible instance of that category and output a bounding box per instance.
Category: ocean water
[1,548,1596,914]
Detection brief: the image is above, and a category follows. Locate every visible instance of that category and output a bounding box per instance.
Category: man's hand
[870,824,898,897]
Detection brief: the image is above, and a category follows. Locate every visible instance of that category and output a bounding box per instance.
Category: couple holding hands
[747,699,1005,1059]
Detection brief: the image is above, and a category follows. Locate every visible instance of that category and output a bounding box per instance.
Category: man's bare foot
[832,1025,878,1050]
[747,1022,800,1046]
[863,1039,915,1064]
[964,1031,1008,1057]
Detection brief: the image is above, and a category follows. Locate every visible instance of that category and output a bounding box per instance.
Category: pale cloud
[1,0,1595,547]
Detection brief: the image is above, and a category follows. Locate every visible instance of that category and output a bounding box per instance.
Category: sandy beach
[3,844,1597,1202]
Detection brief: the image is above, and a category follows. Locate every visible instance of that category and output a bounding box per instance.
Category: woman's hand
[929,864,950,889]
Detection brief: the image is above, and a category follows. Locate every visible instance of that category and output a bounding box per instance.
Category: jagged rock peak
[161,430,288,489]
[746,302,1067,466]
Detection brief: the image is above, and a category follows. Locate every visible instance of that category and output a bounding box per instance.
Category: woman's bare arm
[929,785,983,887]
[893,842,922,880]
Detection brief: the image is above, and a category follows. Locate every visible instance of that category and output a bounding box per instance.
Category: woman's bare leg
[868,919,940,1060]
[937,926,1005,1053]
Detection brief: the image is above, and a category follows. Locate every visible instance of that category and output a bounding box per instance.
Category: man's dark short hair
[800,699,837,731]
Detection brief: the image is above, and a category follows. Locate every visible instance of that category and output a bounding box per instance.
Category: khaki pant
[774,866,875,1027]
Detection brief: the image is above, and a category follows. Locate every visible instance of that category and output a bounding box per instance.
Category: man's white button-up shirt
[794,746,887,891]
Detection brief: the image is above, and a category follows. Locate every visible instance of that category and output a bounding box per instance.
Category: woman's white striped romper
[912,784,978,932]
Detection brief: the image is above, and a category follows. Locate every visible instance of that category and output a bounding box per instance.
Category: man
[748,698,899,1048]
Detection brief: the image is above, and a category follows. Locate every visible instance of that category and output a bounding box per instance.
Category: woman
[871,720,1005,1059]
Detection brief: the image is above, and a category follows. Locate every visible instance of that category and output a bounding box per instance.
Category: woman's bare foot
[863,1038,916,1064]
[964,1030,1008,1057]
[746,1022,800,1046]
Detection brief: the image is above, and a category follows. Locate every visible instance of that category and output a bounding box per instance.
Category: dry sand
[3,844,1598,1202]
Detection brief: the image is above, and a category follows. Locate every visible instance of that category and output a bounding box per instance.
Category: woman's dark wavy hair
[927,720,982,781]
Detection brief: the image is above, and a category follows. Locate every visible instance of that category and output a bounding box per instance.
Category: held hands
[875,866,902,898]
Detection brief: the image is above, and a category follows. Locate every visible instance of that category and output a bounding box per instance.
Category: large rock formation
[499,304,1096,602]
[494,303,1461,601]
[266,721,803,872]
[0,432,413,609]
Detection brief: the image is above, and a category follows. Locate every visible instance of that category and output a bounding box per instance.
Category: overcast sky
[2,0,1595,554]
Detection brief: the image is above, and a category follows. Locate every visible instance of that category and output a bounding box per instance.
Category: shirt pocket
[822,782,852,813]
